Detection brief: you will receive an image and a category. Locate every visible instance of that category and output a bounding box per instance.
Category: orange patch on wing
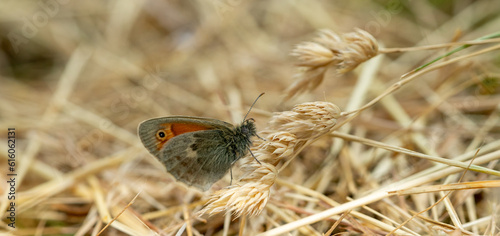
[170,123,212,135]
[155,123,212,150]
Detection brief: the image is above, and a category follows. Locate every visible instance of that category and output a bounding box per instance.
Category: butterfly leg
[229,159,240,185]
[256,133,267,141]
[229,166,233,185]
[247,147,262,165]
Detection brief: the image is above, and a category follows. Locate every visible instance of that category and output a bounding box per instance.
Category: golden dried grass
[0,1,500,236]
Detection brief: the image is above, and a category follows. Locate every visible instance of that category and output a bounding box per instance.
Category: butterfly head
[239,118,257,138]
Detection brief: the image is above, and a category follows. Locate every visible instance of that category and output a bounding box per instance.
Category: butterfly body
[138,116,257,191]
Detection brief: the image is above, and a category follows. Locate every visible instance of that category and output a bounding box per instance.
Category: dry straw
[285,28,379,101]
[199,102,341,218]
[4,1,500,234]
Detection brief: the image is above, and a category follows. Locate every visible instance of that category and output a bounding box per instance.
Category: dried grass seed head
[269,102,341,139]
[199,163,276,218]
[285,29,379,101]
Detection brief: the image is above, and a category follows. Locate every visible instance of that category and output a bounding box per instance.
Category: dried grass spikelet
[199,102,341,218]
[284,28,378,101]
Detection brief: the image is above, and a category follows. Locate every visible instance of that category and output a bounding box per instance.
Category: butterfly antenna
[243,92,265,121]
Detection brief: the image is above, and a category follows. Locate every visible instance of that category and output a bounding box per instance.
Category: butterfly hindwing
[160,129,234,191]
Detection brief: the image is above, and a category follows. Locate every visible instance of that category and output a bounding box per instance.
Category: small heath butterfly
[138,93,263,191]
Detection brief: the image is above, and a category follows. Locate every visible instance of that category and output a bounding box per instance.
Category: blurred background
[1,0,499,235]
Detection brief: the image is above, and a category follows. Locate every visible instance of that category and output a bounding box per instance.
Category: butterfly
[137,93,263,191]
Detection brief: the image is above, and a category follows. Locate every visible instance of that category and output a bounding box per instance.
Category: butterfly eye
[156,130,167,141]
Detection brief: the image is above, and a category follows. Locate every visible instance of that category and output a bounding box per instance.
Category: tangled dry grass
[1,1,500,235]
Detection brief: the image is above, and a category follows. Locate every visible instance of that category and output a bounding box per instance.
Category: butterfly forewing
[138,117,233,156]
